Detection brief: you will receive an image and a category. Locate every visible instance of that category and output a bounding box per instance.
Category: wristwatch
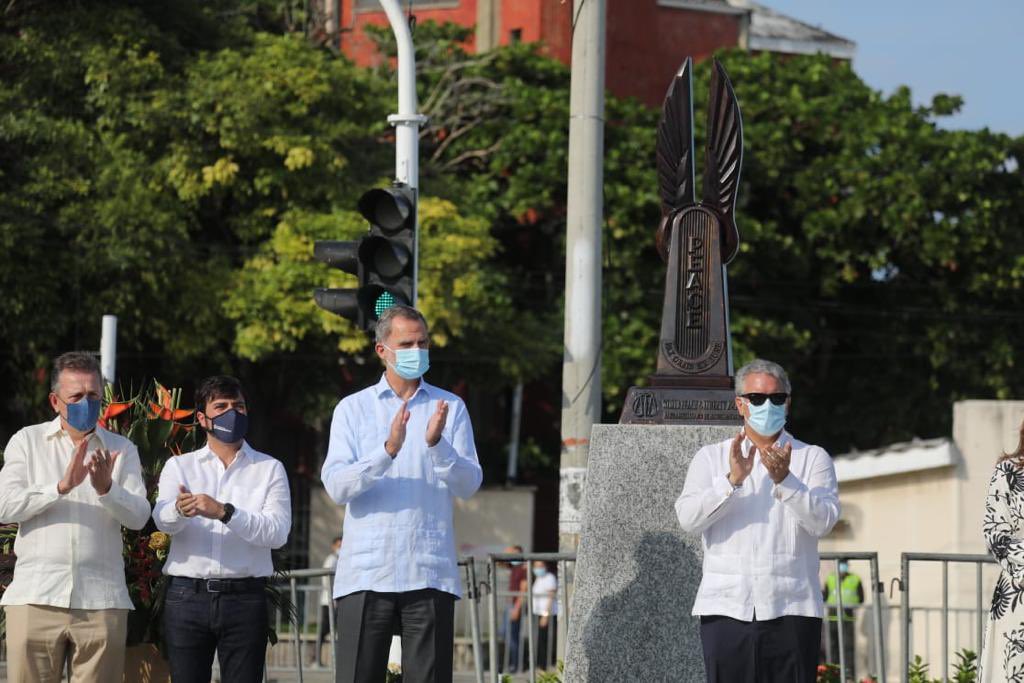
[220,503,236,524]
[727,474,742,491]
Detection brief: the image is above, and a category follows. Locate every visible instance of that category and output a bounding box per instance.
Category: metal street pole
[559,0,605,553]
[378,0,427,304]
[100,315,117,386]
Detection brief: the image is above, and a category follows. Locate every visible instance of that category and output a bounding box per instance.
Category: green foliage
[2,5,1023,469]
[909,649,977,683]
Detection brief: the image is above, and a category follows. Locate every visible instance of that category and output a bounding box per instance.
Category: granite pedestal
[563,423,737,683]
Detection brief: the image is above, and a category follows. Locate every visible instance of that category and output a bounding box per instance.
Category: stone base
[564,424,737,683]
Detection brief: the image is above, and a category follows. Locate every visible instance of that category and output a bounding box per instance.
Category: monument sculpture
[564,58,747,682]
[620,57,744,426]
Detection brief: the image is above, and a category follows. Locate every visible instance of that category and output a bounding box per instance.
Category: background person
[530,560,558,671]
[316,536,343,666]
[822,558,863,680]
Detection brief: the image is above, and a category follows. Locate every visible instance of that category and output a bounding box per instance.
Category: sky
[765,0,1024,136]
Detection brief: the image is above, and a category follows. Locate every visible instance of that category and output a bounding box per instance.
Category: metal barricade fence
[266,558,485,683]
[485,552,576,683]
[898,552,997,683]
[820,552,886,683]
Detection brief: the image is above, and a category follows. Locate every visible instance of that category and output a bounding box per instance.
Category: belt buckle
[206,579,226,593]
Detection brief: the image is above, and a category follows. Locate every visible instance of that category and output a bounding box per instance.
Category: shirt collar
[45,415,111,449]
[198,440,252,465]
[372,373,437,401]
[743,429,792,451]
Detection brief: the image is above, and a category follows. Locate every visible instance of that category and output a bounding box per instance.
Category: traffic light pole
[379,0,427,304]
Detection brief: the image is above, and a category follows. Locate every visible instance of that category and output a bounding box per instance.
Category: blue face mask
[384,346,430,380]
[64,397,100,433]
[745,399,786,437]
[206,408,249,444]
[533,566,547,578]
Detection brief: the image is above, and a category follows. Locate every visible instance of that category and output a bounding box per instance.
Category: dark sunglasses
[740,392,789,406]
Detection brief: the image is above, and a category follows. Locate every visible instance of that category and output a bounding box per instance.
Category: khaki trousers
[4,604,128,683]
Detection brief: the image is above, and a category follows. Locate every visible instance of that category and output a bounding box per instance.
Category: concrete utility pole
[379,0,427,303]
[100,315,117,386]
[559,0,606,552]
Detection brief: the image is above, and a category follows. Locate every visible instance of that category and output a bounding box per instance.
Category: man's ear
[49,393,60,414]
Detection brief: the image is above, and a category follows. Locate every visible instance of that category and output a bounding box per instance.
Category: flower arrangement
[101,380,196,646]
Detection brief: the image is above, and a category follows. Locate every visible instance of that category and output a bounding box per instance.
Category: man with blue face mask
[153,375,291,683]
[675,358,840,683]
[322,305,482,683]
[0,351,150,682]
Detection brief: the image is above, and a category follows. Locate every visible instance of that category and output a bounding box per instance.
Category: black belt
[169,576,267,594]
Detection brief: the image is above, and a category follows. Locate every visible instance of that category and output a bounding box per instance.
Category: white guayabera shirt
[0,416,150,609]
[153,441,292,578]
[321,375,483,600]
[675,430,840,621]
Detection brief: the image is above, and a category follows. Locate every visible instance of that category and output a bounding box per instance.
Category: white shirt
[153,441,291,578]
[675,431,840,621]
[321,375,482,599]
[0,417,150,609]
[531,573,558,616]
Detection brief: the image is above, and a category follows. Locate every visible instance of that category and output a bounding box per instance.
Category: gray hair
[51,351,102,392]
[735,358,791,395]
[374,305,429,344]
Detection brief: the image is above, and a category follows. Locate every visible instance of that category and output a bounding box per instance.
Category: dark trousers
[163,577,269,683]
[700,614,821,683]
[317,605,332,664]
[335,589,455,683]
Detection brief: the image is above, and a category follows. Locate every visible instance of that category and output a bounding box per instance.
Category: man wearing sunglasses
[675,358,840,683]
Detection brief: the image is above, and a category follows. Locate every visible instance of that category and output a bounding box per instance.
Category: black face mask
[205,408,249,444]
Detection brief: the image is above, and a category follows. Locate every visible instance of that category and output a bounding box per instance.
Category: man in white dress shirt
[154,375,292,683]
[0,351,150,682]
[321,305,483,683]
[675,358,840,682]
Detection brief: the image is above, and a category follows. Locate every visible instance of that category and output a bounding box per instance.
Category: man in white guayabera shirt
[322,305,482,683]
[676,358,840,683]
[0,351,150,682]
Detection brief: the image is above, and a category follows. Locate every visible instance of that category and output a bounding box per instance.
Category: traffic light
[313,182,416,331]
[356,183,416,324]
[312,240,364,328]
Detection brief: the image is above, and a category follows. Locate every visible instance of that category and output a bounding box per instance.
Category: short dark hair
[374,305,429,344]
[51,352,102,392]
[194,375,245,413]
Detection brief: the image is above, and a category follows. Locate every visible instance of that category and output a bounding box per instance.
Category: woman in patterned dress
[981,424,1024,682]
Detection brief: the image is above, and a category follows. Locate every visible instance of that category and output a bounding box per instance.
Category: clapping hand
[425,401,448,447]
[57,438,91,495]
[385,401,411,458]
[758,442,792,484]
[728,430,755,487]
[87,448,120,496]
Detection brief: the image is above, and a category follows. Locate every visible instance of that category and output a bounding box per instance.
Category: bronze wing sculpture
[620,57,744,425]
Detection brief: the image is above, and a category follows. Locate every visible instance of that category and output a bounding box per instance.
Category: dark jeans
[163,576,269,683]
[700,614,821,683]
[504,609,521,672]
[335,588,455,683]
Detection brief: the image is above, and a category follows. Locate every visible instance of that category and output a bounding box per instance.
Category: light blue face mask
[745,399,786,437]
[384,345,430,380]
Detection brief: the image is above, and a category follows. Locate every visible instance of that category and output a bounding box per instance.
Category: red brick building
[330,0,854,107]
